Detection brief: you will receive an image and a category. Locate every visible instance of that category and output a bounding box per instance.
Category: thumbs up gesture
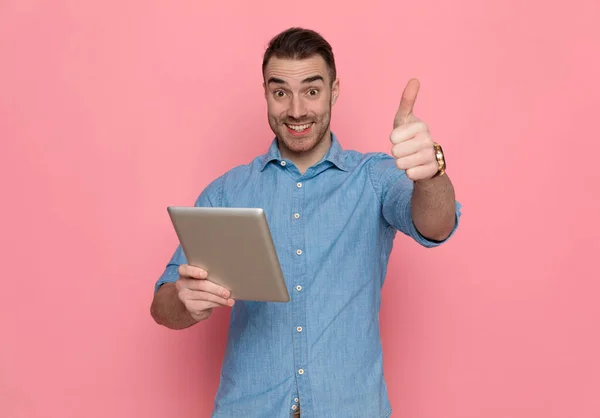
[390,79,439,181]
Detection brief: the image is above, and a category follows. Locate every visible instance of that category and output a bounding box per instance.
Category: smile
[285,123,313,133]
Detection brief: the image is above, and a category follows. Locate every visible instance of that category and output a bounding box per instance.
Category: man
[151,27,462,417]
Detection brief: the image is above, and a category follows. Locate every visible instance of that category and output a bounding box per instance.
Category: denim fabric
[155,133,462,417]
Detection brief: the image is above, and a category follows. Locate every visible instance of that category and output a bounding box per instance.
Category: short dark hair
[262,27,337,85]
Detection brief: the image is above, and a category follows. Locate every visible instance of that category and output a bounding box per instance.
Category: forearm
[411,174,456,241]
[150,283,200,330]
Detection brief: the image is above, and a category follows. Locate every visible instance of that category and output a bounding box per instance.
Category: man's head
[262,27,339,158]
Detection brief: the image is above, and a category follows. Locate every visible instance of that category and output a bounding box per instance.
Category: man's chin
[280,135,316,153]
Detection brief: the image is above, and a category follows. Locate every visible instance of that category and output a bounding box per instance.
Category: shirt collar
[260,132,348,172]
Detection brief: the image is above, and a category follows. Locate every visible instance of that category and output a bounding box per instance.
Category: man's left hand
[389,78,438,182]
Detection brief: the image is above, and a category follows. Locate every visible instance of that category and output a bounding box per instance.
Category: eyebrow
[267,75,325,85]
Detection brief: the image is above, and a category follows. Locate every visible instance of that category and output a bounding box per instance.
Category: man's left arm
[411,174,456,242]
[390,78,459,242]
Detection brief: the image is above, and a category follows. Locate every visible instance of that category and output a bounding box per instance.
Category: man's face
[263,55,339,156]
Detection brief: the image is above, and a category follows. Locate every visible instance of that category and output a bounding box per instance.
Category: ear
[331,78,340,105]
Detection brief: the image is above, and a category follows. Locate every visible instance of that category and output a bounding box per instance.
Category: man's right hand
[175,264,235,322]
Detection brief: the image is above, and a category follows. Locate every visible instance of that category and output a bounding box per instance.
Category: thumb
[393,78,420,129]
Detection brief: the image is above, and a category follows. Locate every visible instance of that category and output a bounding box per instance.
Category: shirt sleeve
[153,175,225,293]
[368,152,462,248]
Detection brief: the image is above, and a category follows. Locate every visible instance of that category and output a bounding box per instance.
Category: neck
[279,131,332,174]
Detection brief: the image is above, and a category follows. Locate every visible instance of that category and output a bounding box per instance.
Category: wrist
[432,142,446,177]
[414,173,447,187]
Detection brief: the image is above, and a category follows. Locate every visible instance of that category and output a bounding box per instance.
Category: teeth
[287,123,312,132]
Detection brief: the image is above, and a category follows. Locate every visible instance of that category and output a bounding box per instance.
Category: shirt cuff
[404,198,462,248]
[154,264,180,293]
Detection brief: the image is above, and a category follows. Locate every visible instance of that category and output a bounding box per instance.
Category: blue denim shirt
[155,133,462,417]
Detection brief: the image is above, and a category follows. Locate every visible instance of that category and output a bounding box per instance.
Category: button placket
[290,176,308,407]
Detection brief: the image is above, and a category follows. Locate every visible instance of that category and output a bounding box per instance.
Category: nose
[288,95,307,120]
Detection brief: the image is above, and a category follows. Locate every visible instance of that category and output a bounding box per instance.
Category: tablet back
[167,206,290,302]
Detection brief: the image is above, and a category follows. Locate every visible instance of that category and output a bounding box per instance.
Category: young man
[151,27,462,417]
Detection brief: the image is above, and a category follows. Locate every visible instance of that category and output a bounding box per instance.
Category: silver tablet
[167,206,290,302]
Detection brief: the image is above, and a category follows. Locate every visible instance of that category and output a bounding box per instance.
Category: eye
[274,90,286,98]
[307,89,319,96]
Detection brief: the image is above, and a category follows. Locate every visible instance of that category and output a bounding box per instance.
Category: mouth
[285,122,313,135]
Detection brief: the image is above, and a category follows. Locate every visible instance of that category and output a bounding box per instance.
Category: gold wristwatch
[432,142,446,177]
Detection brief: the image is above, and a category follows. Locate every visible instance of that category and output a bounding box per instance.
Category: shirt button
[294,213,300,219]
[280,160,286,166]
[298,369,304,375]
[297,182,302,188]
[297,326,303,332]
[295,398,299,403]
[296,285,302,291]
[296,249,302,255]
[292,405,298,411]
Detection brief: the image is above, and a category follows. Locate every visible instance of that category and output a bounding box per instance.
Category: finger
[187,301,227,317]
[393,78,420,129]
[183,289,235,307]
[391,138,424,159]
[394,149,432,171]
[177,277,232,298]
[178,264,208,279]
[389,121,427,145]
[405,162,438,181]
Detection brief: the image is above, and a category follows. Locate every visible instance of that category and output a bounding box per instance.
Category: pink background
[1,1,599,417]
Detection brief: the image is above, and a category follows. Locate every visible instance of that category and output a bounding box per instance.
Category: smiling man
[150,27,462,417]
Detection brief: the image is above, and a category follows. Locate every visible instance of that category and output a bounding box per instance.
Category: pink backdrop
[1,1,599,417]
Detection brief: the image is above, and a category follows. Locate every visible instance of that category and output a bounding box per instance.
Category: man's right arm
[151,176,232,329]
[150,264,235,330]
[150,282,201,330]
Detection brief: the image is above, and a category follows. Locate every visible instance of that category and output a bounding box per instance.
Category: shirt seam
[217,172,226,206]
[368,154,398,232]
[206,173,226,207]
[366,155,383,205]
